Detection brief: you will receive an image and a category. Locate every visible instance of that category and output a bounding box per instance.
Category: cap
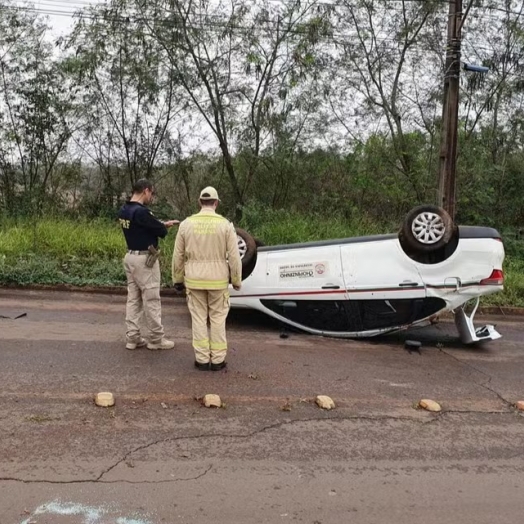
[199,186,220,201]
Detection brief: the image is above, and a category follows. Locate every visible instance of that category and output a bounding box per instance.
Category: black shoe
[210,361,227,371]
[194,361,210,371]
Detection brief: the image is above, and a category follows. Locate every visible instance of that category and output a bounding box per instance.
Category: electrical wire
[2,0,522,56]
[7,0,524,24]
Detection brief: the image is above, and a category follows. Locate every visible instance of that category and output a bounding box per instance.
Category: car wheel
[400,205,454,253]
[235,227,257,265]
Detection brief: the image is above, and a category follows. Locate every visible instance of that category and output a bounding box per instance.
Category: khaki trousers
[123,253,164,343]
[186,289,230,365]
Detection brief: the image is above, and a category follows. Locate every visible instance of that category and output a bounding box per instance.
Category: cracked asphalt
[1,289,524,524]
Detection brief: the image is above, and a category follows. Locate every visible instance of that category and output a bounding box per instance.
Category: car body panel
[231,226,505,343]
[341,240,426,301]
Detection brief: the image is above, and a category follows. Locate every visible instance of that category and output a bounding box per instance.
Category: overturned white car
[232,205,505,344]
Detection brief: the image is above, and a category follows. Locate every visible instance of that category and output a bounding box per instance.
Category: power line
[19,0,455,7]
[0,3,439,42]
[33,0,99,7]
[9,0,524,22]
[1,1,512,28]
[13,0,524,16]
[3,1,523,57]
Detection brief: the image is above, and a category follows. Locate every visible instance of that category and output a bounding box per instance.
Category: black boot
[194,361,210,371]
[210,361,227,371]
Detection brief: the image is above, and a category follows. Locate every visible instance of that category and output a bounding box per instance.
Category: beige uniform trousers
[123,253,164,343]
[186,288,230,365]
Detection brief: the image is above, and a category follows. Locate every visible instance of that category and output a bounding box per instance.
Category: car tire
[400,205,454,253]
[235,227,257,265]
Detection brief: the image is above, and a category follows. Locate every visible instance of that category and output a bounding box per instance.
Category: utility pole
[438,0,463,220]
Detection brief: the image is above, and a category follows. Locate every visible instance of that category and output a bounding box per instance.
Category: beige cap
[199,186,220,201]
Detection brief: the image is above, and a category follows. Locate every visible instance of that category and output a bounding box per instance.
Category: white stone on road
[94,392,115,407]
[204,394,222,408]
[419,399,442,412]
[316,395,335,410]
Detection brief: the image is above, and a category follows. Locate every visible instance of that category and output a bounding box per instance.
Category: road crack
[91,414,438,482]
[0,465,213,486]
[2,410,521,485]
[439,348,514,408]
[0,414,428,485]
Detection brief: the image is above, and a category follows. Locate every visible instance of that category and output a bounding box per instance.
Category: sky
[14,0,104,36]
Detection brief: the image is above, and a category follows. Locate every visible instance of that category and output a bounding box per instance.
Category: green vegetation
[0,218,132,287]
[1,212,522,307]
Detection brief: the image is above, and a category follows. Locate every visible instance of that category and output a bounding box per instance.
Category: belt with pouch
[127,250,149,255]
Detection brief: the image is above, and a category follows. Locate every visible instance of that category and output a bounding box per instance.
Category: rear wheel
[235,228,258,280]
[400,205,454,253]
[235,227,256,264]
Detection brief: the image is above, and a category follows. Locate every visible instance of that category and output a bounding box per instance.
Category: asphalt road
[1,290,523,524]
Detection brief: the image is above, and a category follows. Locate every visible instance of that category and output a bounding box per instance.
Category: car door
[265,244,346,299]
[341,239,425,299]
[340,238,428,331]
[259,244,356,333]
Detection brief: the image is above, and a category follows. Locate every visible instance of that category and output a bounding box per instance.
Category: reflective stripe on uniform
[210,341,227,350]
[187,215,226,236]
[185,278,229,289]
[193,338,210,349]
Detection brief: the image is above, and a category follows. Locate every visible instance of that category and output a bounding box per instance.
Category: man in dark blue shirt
[118,179,179,350]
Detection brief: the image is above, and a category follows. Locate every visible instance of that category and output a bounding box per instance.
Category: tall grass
[240,203,390,244]
[0,218,125,259]
[0,212,523,307]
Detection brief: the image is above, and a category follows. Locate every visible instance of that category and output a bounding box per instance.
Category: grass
[241,205,387,244]
[0,218,150,287]
[0,212,523,307]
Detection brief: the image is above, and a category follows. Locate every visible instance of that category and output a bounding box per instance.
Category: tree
[0,2,74,215]
[94,0,329,216]
[328,0,445,205]
[64,1,186,202]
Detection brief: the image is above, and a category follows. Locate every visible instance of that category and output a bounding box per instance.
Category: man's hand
[173,282,185,295]
[163,219,180,228]
[233,284,241,291]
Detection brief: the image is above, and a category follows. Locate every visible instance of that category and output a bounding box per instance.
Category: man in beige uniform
[172,187,242,371]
